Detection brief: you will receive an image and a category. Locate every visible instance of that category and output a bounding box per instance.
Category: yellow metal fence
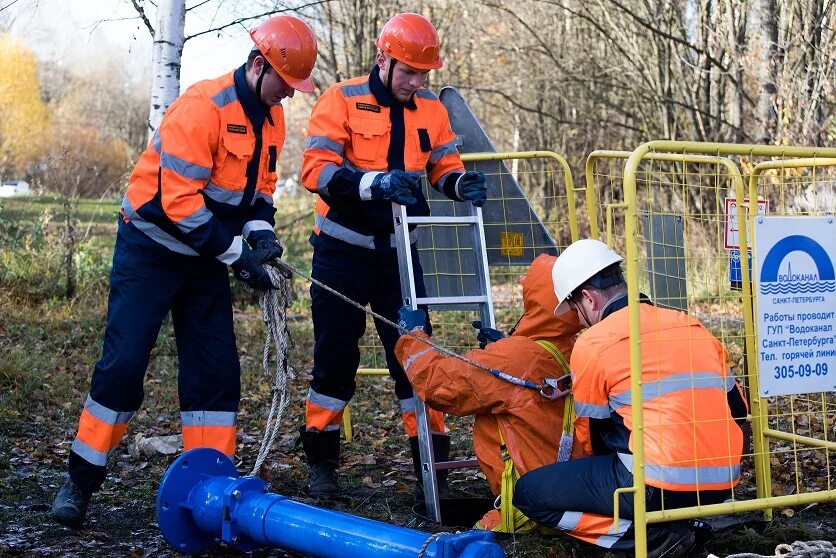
[588,141,836,556]
[341,142,835,558]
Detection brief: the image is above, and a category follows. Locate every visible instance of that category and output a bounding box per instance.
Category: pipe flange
[157,448,238,554]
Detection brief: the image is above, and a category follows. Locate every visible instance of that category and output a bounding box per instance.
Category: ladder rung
[435,458,479,470]
[405,216,480,225]
[416,296,488,305]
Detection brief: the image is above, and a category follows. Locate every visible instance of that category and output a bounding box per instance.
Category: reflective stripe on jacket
[570,303,744,491]
[301,68,465,248]
[123,65,284,263]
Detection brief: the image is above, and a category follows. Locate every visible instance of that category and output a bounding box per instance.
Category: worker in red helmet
[300,13,487,499]
[51,15,318,529]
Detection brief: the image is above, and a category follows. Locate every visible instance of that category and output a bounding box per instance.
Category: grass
[1,194,120,227]
[1,193,834,557]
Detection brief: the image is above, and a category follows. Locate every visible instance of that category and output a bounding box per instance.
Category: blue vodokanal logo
[759,235,836,295]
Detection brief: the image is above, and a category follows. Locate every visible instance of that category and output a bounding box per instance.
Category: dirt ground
[0,209,834,557]
[2,351,834,558]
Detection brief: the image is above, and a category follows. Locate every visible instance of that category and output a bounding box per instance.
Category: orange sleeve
[137,93,237,258]
[156,94,219,223]
[426,102,464,187]
[301,87,353,195]
[568,337,610,420]
[395,332,522,416]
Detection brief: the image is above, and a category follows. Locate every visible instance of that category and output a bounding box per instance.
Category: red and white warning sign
[724,197,769,250]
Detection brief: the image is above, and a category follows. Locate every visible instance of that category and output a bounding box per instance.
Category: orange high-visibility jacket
[394,255,586,497]
[122,66,284,263]
[301,68,465,249]
[571,301,744,491]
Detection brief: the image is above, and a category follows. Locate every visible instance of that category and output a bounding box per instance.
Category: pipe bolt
[231,489,242,499]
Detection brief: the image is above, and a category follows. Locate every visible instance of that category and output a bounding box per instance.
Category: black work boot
[51,476,91,529]
[410,434,452,503]
[647,522,696,558]
[299,427,340,498]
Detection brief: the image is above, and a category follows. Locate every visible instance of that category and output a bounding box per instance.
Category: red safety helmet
[374,13,443,70]
[249,15,317,93]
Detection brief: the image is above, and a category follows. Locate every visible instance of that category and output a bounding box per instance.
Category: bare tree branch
[131,0,155,35]
[183,0,330,42]
[0,0,22,13]
[464,85,646,134]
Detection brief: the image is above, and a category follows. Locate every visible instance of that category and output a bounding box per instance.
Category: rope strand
[271,258,551,394]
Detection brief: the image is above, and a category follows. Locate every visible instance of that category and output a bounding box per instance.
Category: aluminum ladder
[391,201,496,522]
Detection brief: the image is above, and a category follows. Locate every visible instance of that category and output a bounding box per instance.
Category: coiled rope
[709,541,836,558]
[248,262,296,477]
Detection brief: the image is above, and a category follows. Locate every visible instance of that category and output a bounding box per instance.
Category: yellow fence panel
[602,141,836,557]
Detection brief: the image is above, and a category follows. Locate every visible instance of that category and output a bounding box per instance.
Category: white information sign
[755,216,836,397]
[725,197,769,250]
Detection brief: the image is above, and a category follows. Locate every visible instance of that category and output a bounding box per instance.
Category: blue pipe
[157,448,505,558]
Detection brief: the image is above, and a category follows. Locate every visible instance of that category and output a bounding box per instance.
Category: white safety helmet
[552,239,624,314]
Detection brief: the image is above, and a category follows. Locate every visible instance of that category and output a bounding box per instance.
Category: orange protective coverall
[394,254,586,529]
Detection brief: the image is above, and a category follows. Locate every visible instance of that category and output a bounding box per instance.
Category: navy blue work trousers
[514,454,731,550]
[68,219,240,494]
[309,232,429,404]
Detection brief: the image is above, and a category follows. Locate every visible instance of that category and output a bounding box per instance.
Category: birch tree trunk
[724,0,746,142]
[148,0,185,141]
[752,0,779,143]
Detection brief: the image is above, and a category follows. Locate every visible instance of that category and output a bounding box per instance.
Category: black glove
[231,241,276,290]
[398,306,428,333]
[471,320,504,349]
[370,170,422,206]
[457,171,487,207]
[247,229,283,261]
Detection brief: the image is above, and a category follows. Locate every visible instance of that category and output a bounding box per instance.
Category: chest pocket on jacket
[417,129,432,152]
[347,117,389,165]
[405,125,432,170]
[216,134,254,188]
[267,145,277,173]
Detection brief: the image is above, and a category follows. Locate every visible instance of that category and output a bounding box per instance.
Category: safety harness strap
[535,340,575,461]
[495,428,539,533]
[534,339,570,373]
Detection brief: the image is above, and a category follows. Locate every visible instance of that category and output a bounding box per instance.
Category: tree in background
[0,33,49,180]
[42,59,148,161]
[37,124,132,298]
[145,0,185,140]
[129,0,330,139]
[308,0,404,86]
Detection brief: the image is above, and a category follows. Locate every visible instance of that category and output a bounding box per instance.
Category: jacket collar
[600,292,653,321]
[234,64,274,127]
[368,66,417,110]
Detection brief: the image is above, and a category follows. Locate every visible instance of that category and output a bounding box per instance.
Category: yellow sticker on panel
[500,232,524,257]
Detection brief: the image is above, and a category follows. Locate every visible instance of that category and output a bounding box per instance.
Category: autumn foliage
[0,33,49,179]
[0,33,142,196]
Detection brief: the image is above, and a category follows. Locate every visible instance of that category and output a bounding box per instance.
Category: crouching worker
[394,254,585,533]
[513,240,748,557]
